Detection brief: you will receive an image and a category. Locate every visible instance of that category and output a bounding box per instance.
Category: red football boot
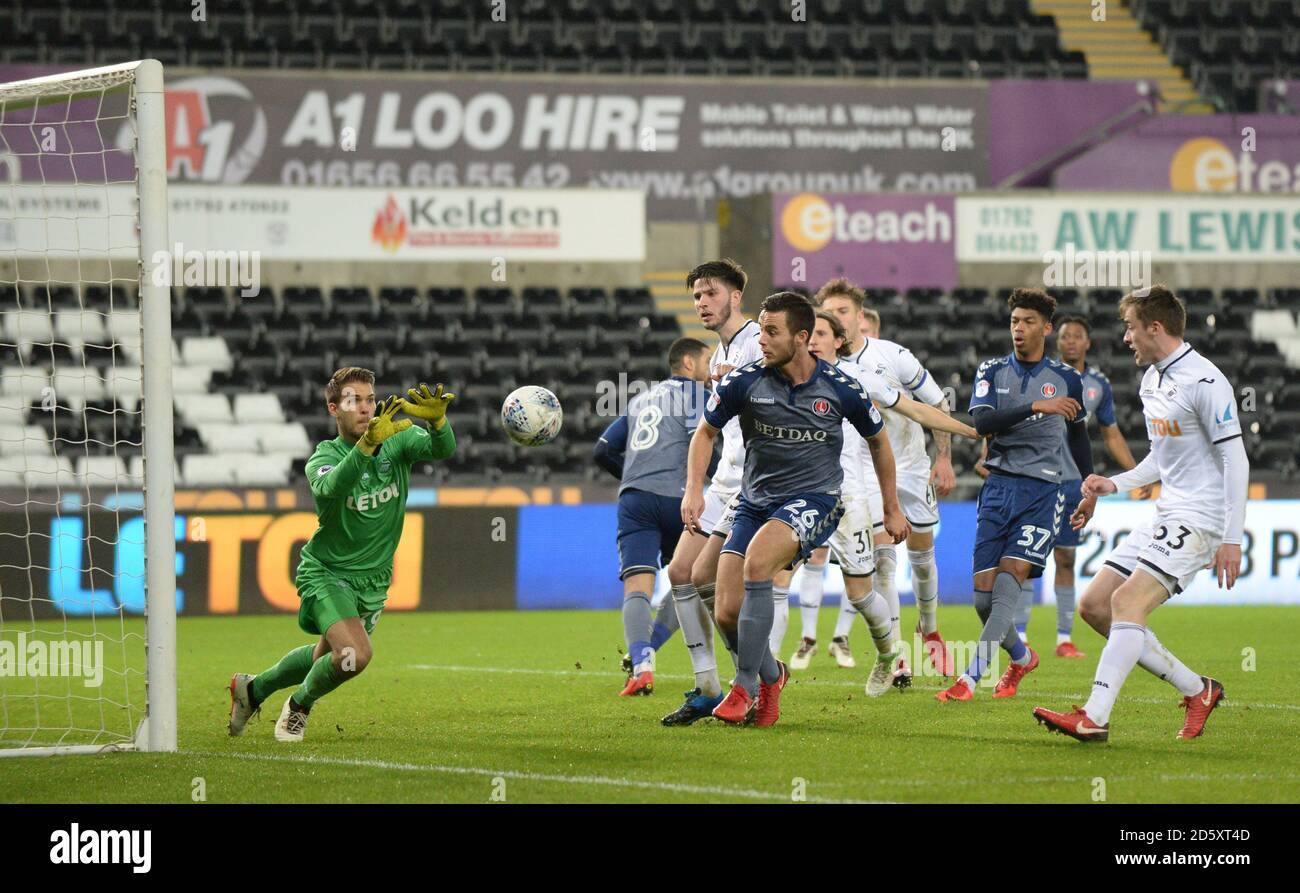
[918,625,955,677]
[1055,641,1086,659]
[712,684,757,724]
[935,677,973,702]
[1177,677,1225,739]
[992,647,1039,698]
[619,671,653,697]
[1033,705,1109,742]
[753,661,789,727]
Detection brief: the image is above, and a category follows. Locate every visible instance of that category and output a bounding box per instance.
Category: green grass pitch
[2,605,1298,803]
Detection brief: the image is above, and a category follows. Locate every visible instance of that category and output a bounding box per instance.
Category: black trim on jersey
[842,570,875,579]
[852,339,870,365]
[1213,433,1243,446]
[719,319,758,359]
[1103,560,1132,578]
[1155,344,1195,385]
[1136,557,1181,593]
[884,390,902,409]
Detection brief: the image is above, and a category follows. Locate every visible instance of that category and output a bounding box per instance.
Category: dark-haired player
[682,292,905,727]
[1012,314,1146,657]
[593,337,714,697]
[1035,286,1245,742]
[937,289,1093,702]
[660,259,765,726]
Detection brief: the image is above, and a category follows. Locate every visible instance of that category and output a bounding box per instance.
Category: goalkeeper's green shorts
[295,572,388,637]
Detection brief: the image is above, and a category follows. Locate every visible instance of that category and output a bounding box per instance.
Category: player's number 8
[630,405,664,451]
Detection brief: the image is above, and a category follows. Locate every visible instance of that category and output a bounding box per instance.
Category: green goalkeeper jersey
[296,421,456,585]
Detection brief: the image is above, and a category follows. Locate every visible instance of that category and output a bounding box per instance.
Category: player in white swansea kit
[661,259,765,726]
[805,279,960,683]
[1034,286,1246,742]
[770,311,977,694]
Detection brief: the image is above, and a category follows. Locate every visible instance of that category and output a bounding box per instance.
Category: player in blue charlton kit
[1012,313,1148,656]
[594,337,716,697]
[937,288,1095,702]
[682,292,906,727]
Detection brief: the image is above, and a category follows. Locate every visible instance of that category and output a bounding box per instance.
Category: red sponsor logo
[372,196,408,252]
[1040,383,1057,398]
[1087,387,1098,401]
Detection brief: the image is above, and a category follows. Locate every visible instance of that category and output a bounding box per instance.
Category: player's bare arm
[884,394,978,439]
[930,398,957,496]
[1101,422,1152,499]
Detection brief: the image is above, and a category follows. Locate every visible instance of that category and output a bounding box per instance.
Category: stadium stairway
[645,270,708,341]
[1033,0,1212,111]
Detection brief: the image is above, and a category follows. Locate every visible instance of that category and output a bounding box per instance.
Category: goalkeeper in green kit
[228,367,456,742]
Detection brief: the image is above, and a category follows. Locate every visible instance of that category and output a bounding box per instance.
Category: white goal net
[0,61,175,756]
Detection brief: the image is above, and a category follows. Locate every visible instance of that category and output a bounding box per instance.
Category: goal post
[0,60,175,756]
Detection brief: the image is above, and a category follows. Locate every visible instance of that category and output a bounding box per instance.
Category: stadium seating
[1130,0,1300,111]
[1,0,1086,80]
[2,280,1297,489]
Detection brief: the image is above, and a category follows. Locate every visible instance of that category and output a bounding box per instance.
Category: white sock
[908,548,939,634]
[848,591,893,654]
[833,595,856,638]
[873,545,900,641]
[1084,621,1145,725]
[671,583,720,697]
[1057,632,1071,645]
[798,564,825,640]
[1137,627,1203,697]
[769,586,790,657]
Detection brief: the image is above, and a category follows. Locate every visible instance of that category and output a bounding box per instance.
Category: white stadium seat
[255,422,313,458]
[171,365,213,396]
[51,369,107,410]
[233,393,285,424]
[181,454,238,487]
[199,423,252,454]
[75,455,128,488]
[107,311,142,361]
[234,454,292,487]
[20,455,75,489]
[54,310,109,355]
[1,367,50,402]
[0,426,52,456]
[0,394,27,430]
[2,310,54,352]
[181,336,234,374]
[105,367,142,413]
[176,393,232,427]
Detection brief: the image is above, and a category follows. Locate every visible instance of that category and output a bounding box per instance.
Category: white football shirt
[834,358,899,497]
[851,336,946,478]
[708,319,764,492]
[1135,345,1243,538]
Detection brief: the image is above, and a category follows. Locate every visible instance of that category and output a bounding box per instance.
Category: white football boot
[865,648,901,697]
[228,673,258,737]
[828,636,857,669]
[789,637,816,670]
[275,698,310,742]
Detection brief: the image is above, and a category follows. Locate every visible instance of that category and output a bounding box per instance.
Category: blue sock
[1005,635,1028,663]
[650,621,674,651]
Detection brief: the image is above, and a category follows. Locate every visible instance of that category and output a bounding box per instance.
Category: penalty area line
[404,664,1300,712]
[184,749,890,804]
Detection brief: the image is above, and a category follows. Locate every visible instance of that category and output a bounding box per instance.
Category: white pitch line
[183,749,890,804]
[404,664,1300,712]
